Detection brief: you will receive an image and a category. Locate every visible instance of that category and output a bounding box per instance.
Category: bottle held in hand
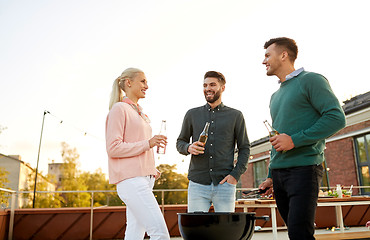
[157,120,167,154]
[263,120,287,153]
[263,120,279,137]
[198,122,210,144]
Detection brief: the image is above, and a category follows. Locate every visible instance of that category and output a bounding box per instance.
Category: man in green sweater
[259,37,346,240]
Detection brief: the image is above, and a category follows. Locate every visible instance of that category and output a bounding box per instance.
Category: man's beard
[204,89,221,103]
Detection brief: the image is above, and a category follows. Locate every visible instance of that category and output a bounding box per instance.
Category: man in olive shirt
[176,71,250,212]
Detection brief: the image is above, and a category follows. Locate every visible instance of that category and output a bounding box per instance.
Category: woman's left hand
[149,135,167,149]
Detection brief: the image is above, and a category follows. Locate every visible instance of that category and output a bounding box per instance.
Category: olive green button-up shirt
[176,103,250,185]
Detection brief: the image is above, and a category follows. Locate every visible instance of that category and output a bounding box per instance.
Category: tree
[154,164,188,204]
[48,142,121,208]
[0,126,10,205]
[22,142,91,208]
[59,142,90,207]
[0,167,10,206]
[34,174,62,208]
[0,168,9,189]
[22,172,62,208]
[80,168,122,207]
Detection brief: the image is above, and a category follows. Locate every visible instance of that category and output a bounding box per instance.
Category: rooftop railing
[1,186,369,240]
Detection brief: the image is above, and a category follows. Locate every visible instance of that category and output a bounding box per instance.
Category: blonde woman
[105,68,170,240]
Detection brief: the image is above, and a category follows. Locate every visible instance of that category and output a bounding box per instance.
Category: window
[253,159,268,187]
[354,133,370,194]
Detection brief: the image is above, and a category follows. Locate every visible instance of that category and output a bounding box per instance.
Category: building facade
[48,161,63,188]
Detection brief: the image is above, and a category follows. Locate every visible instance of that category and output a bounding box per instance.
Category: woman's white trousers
[117,176,170,240]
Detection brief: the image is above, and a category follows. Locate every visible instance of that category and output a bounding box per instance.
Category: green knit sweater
[268,71,346,177]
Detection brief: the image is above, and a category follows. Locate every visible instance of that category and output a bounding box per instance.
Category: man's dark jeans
[272,164,324,240]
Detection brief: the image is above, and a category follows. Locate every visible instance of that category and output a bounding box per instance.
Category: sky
[0,0,369,177]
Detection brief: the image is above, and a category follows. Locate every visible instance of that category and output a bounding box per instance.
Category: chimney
[9,155,21,160]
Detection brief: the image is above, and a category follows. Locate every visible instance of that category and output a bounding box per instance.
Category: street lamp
[32,110,49,208]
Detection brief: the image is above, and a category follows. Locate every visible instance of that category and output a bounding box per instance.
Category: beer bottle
[198,122,210,144]
[263,120,287,153]
[157,120,167,154]
[263,120,279,137]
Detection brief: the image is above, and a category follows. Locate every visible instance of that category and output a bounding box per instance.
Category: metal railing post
[8,191,16,240]
[90,192,94,240]
[161,190,164,215]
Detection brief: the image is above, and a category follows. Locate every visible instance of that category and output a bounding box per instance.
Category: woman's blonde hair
[109,68,144,110]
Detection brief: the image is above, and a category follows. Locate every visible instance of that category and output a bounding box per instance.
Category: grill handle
[254,215,270,221]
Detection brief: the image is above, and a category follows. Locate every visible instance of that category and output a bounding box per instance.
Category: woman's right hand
[149,135,167,149]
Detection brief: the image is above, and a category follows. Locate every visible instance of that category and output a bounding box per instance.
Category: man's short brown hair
[204,71,226,85]
[264,37,298,63]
